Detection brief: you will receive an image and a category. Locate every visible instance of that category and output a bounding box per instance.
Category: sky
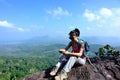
[0,0,120,42]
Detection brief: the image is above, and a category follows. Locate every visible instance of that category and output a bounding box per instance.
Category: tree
[96,44,120,58]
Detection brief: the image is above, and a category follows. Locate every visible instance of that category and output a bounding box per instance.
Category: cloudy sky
[0,0,120,41]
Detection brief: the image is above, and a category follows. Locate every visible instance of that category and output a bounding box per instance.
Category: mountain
[27,36,120,46]
[21,57,120,80]
[0,38,120,80]
[0,36,120,46]
[23,36,68,45]
[83,36,120,46]
[28,36,120,46]
[0,36,120,57]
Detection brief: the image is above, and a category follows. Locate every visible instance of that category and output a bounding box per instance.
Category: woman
[50,28,86,80]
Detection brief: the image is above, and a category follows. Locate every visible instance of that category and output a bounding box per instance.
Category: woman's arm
[62,41,85,57]
[65,41,72,50]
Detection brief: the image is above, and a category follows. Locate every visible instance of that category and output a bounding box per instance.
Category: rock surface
[21,57,120,80]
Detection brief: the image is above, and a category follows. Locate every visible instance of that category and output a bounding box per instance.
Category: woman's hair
[69,28,80,36]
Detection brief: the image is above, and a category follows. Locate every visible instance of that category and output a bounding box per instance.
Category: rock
[21,57,120,80]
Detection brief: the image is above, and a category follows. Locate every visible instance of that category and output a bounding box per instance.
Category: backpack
[78,38,90,57]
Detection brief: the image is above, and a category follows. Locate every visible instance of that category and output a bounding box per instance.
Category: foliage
[0,53,59,80]
[0,44,63,80]
[95,44,120,57]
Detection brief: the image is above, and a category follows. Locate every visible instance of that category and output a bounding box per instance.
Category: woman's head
[69,28,80,40]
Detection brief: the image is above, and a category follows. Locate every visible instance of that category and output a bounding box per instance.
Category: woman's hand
[62,51,70,55]
[59,49,66,53]
[59,49,70,55]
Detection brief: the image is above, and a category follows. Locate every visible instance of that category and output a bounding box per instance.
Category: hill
[0,43,66,56]
[21,57,120,80]
[0,43,104,56]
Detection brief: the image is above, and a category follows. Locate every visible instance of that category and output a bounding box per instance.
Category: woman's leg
[50,54,68,76]
[76,57,86,65]
[63,56,77,72]
[55,56,77,80]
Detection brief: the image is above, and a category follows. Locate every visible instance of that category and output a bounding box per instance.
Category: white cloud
[46,7,71,18]
[0,20,26,32]
[99,8,120,28]
[100,8,112,18]
[83,9,100,21]
[0,20,14,28]
[83,8,120,37]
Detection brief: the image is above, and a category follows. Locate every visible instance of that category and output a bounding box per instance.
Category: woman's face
[69,33,78,41]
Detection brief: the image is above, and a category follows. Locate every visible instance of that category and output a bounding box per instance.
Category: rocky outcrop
[21,57,120,80]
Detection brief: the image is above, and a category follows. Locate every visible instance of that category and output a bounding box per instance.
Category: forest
[0,43,65,80]
[0,43,119,80]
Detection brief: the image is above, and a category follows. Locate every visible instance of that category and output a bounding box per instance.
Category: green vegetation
[0,43,65,80]
[0,43,119,80]
[0,56,59,80]
[95,44,120,57]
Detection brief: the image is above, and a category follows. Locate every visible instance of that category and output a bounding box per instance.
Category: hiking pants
[56,54,86,72]
[63,56,86,72]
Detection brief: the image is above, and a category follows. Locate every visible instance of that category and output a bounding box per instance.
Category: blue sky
[0,0,120,42]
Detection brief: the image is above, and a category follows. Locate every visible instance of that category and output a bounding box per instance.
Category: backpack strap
[78,38,86,57]
[78,38,84,49]
[78,38,89,57]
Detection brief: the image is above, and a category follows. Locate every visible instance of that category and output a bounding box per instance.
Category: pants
[56,54,86,72]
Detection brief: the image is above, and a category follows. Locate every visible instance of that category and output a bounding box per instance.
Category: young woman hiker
[50,28,86,80]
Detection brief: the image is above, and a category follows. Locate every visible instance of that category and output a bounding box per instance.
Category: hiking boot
[55,70,67,80]
[50,66,59,76]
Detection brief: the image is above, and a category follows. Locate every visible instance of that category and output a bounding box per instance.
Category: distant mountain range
[20,36,120,46]
[0,36,120,46]
[83,36,120,47]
